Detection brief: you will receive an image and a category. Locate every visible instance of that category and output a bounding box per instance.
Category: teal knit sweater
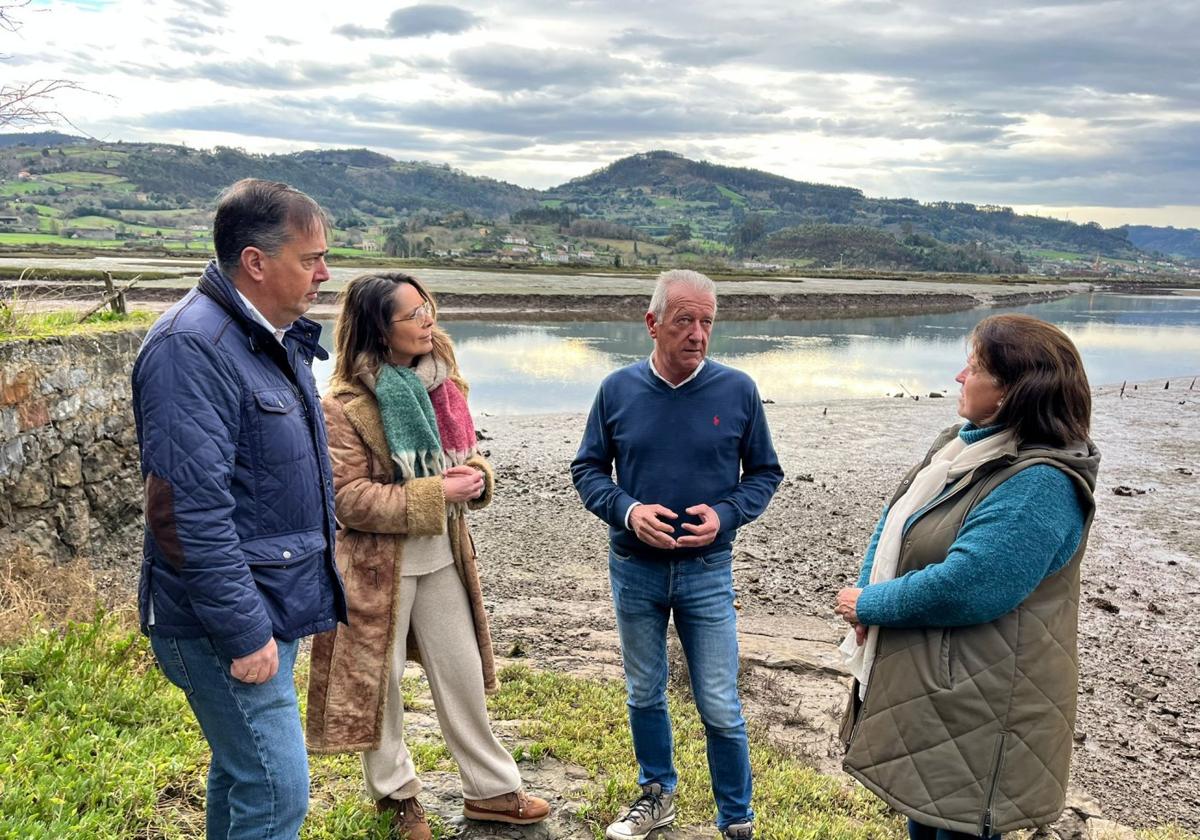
[854,424,1086,628]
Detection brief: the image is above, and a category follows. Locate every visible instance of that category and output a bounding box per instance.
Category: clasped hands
[835,587,868,646]
[443,464,485,503]
[630,502,720,549]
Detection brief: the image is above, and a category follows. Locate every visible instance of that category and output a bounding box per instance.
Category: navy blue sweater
[855,424,1086,627]
[571,359,783,560]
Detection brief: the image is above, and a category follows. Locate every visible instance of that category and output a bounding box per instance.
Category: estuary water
[314,292,1200,415]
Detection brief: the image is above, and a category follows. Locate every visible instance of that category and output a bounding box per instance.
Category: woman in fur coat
[306,272,549,839]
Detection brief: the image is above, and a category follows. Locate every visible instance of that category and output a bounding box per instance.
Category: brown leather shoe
[463,788,550,825]
[375,796,432,840]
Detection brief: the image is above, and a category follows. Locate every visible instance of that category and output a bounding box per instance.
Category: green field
[716,185,748,207]
[68,215,189,236]
[40,171,129,187]
[0,232,119,247]
[1028,249,1089,261]
[0,181,52,197]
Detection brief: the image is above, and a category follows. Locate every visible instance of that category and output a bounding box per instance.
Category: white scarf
[840,427,1016,699]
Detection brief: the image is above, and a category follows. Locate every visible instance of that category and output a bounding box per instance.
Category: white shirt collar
[235,289,288,344]
[648,355,705,389]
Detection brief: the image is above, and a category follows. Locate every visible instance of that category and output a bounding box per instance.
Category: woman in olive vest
[834,314,1100,840]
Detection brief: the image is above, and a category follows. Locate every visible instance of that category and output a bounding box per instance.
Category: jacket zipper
[981,731,1007,836]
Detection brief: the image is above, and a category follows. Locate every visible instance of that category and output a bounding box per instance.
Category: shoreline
[9,282,1078,322]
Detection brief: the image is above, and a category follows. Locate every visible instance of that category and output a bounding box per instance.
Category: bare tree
[1,1,81,129]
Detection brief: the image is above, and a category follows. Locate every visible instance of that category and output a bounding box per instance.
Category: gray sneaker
[722,821,754,840]
[605,783,676,840]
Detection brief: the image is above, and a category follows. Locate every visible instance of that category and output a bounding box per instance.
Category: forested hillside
[1,137,1185,271]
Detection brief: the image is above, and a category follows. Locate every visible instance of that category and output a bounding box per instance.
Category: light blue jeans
[150,634,308,840]
[608,545,753,830]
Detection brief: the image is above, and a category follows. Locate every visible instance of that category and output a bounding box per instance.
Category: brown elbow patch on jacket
[405,476,447,536]
[145,473,185,570]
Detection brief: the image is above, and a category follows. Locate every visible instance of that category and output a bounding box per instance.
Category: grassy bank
[0,614,902,839]
[4,615,1197,840]
[0,308,156,342]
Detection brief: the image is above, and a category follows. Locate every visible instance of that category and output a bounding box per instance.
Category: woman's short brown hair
[331,272,457,385]
[969,314,1091,446]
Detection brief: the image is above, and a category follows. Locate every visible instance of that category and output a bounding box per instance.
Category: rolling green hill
[0,136,1175,271]
[545,151,1140,261]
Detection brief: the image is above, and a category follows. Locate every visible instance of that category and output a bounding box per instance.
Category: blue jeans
[151,635,308,840]
[908,818,1001,840]
[609,545,752,830]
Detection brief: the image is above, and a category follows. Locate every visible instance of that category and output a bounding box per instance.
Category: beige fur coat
[305,375,496,754]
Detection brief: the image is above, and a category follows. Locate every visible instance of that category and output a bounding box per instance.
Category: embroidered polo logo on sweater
[713,415,720,426]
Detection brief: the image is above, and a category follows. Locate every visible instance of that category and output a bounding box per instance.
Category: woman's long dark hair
[969,314,1091,446]
[331,272,458,386]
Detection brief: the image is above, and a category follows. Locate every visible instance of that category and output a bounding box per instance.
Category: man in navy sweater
[571,270,783,840]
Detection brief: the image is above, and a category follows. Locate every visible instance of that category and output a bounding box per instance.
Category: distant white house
[502,234,529,246]
[357,239,380,251]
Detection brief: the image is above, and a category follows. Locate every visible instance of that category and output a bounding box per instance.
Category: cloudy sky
[8,0,1200,227]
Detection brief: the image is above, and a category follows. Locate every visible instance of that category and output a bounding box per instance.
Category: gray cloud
[450,46,640,92]
[135,99,536,162]
[609,30,757,67]
[335,4,481,39]
[885,119,1200,207]
[163,14,222,36]
[111,56,404,90]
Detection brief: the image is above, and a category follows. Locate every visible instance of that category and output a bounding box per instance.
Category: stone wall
[0,329,147,561]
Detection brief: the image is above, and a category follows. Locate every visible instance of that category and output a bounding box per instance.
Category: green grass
[716,185,748,207]
[485,665,903,839]
[8,616,1190,840]
[67,215,188,236]
[1028,249,1089,261]
[0,615,907,839]
[0,181,52,196]
[40,171,129,187]
[0,308,157,342]
[0,232,132,248]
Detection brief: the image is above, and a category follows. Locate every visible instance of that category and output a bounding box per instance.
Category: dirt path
[467,380,1200,831]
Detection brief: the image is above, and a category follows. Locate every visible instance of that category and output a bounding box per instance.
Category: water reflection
[313,294,1200,415]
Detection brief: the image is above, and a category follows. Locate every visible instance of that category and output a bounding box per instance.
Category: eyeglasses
[392,302,434,323]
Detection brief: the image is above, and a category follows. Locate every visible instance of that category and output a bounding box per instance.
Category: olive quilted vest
[841,425,1100,835]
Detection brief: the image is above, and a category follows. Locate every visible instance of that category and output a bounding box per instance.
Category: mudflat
[465,378,1200,830]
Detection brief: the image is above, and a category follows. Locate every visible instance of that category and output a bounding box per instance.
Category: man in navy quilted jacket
[133,179,347,840]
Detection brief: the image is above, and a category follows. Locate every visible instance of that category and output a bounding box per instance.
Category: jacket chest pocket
[252,388,309,465]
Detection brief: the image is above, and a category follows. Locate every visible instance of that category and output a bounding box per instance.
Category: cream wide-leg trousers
[362,562,522,802]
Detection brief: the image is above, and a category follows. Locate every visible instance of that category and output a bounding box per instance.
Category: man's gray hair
[648,269,718,322]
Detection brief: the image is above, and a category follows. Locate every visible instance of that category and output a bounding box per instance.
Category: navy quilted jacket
[133,262,347,659]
